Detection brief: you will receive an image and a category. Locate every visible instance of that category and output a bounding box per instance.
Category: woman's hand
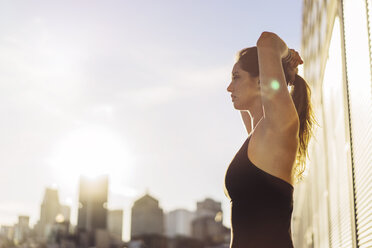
[256,31,288,58]
[283,48,303,85]
[284,49,303,67]
[256,32,304,85]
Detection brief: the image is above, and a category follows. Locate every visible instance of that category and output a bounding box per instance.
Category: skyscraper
[77,175,109,232]
[14,216,30,244]
[131,193,164,238]
[36,188,61,239]
[195,198,222,219]
[59,205,71,222]
[108,209,123,241]
[192,198,227,245]
[165,209,195,238]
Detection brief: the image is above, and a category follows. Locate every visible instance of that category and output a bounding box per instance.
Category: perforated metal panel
[367,0,372,81]
[342,0,372,247]
[323,17,354,248]
[296,1,372,247]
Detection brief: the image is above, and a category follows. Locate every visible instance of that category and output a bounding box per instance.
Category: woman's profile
[224,32,316,247]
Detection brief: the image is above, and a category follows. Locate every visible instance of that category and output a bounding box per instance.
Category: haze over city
[0,0,303,242]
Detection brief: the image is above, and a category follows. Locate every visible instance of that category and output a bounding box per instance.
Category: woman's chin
[233,102,248,111]
[233,102,243,110]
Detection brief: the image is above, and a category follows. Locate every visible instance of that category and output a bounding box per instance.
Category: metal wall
[293,0,372,247]
[342,0,372,247]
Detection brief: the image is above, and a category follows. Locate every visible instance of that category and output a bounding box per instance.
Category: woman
[224,32,316,247]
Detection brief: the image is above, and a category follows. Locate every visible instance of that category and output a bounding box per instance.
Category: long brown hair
[237,46,318,183]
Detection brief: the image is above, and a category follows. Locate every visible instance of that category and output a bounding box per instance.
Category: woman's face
[227,62,261,110]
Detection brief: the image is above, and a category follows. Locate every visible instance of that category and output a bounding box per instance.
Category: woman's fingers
[284,49,302,66]
[293,50,303,64]
[288,50,303,67]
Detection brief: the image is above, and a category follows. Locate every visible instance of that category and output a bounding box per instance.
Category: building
[48,219,72,247]
[167,235,204,248]
[77,175,109,247]
[292,0,372,247]
[165,209,195,238]
[60,205,71,222]
[0,226,14,242]
[131,193,164,238]
[192,216,229,246]
[191,198,229,246]
[36,188,61,239]
[13,216,30,244]
[95,229,111,248]
[108,209,123,241]
[77,175,108,231]
[34,188,74,244]
[195,198,222,219]
[128,234,167,248]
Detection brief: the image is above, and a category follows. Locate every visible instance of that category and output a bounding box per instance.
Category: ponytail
[289,74,318,183]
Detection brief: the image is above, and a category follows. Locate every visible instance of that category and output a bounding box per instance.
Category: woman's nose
[227,82,233,92]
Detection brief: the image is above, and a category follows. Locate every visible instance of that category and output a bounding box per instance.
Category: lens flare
[271,80,280,90]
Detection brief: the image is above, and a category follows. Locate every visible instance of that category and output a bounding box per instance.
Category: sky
[0,0,303,241]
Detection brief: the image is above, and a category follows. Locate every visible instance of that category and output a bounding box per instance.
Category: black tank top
[224,135,294,248]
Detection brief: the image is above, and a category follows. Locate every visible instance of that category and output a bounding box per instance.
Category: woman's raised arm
[256,32,300,133]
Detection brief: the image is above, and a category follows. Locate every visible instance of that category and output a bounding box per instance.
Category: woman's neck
[248,105,265,133]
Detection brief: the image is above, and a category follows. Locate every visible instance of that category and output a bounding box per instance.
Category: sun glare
[48,125,134,187]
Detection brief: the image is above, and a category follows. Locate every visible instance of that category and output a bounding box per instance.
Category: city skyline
[2,179,227,244]
[0,0,303,242]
